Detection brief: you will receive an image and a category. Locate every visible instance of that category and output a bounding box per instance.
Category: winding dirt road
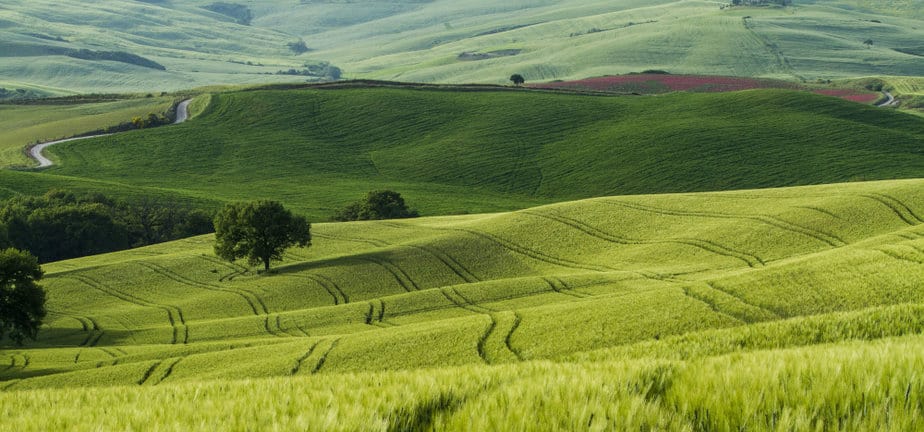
[29,99,192,168]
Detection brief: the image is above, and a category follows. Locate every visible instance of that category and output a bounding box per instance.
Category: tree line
[0,190,213,263]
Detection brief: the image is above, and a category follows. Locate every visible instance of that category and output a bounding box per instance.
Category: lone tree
[335,190,419,221]
[863,38,874,48]
[0,248,46,345]
[510,74,525,86]
[214,201,311,271]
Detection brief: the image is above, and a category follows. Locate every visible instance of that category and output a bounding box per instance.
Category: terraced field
[5,85,923,220]
[0,178,921,429]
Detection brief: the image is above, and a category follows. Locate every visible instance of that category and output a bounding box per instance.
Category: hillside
[7,85,923,220]
[0,179,922,429]
[3,1,924,94]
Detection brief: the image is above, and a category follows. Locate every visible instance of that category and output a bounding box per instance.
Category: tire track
[445,227,616,273]
[475,315,496,364]
[861,194,924,226]
[877,248,924,265]
[156,358,182,385]
[66,274,188,345]
[705,282,784,318]
[197,255,250,282]
[137,262,267,316]
[441,288,493,314]
[408,245,480,283]
[137,360,163,385]
[300,274,349,304]
[542,277,589,299]
[313,232,390,248]
[311,338,341,374]
[362,257,419,292]
[291,340,322,375]
[524,211,764,268]
[600,200,846,247]
[365,299,395,327]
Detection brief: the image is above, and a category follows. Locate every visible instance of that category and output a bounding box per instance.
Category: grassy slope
[0,178,922,429]
[0,96,175,167]
[9,86,923,220]
[3,1,924,93]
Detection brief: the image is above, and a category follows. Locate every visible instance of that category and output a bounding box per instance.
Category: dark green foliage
[202,2,253,26]
[287,40,311,54]
[0,190,214,263]
[335,190,419,222]
[510,74,525,86]
[61,49,166,71]
[0,248,45,345]
[214,201,311,271]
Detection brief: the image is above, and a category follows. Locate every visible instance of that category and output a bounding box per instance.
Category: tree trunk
[263,257,270,271]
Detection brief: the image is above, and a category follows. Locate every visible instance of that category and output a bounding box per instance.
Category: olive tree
[214,201,311,271]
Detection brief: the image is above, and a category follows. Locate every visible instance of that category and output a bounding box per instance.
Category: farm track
[362,257,419,292]
[523,211,765,268]
[408,245,481,283]
[300,273,349,304]
[197,255,250,282]
[543,277,589,299]
[138,358,183,386]
[601,200,846,247]
[876,247,924,265]
[313,232,389,248]
[860,194,924,226]
[706,282,785,318]
[681,287,744,324]
[309,338,341,374]
[66,274,189,345]
[291,340,322,375]
[137,262,268,316]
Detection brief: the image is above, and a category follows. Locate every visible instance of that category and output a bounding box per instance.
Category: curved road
[29,99,192,169]
[876,91,897,108]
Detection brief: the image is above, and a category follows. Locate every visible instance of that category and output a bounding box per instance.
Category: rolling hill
[5,84,923,220]
[3,0,924,94]
[0,178,922,429]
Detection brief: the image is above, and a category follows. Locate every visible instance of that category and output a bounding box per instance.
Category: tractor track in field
[523,210,765,268]
[876,247,924,265]
[600,200,846,247]
[408,245,481,283]
[362,256,419,292]
[291,340,323,375]
[301,273,349,304]
[706,281,785,318]
[860,194,924,226]
[137,262,268,316]
[28,99,191,169]
[66,274,189,345]
[365,299,397,328]
[310,338,341,374]
[197,255,250,282]
[542,277,589,299]
[313,232,390,248]
[138,357,183,385]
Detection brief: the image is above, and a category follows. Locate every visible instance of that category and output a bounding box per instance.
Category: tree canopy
[0,190,213,263]
[0,248,46,345]
[214,201,311,271]
[510,74,526,86]
[334,190,419,221]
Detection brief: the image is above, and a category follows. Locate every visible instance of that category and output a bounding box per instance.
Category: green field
[3,1,924,93]
[0,96,176,168]
[1,85,917,220]
[0,178,922,429]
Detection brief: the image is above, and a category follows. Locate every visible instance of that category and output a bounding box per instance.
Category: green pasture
[4,1,924,93]
[0,96,174,168]
[9,86,922,220]
[0,178,921,429]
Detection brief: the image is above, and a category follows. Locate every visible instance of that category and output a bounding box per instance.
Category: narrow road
[28,99,192,169]
[876,91,897,107]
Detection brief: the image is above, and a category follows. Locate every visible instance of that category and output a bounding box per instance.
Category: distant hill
[4,85,922,219]
[2,1,924,93]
